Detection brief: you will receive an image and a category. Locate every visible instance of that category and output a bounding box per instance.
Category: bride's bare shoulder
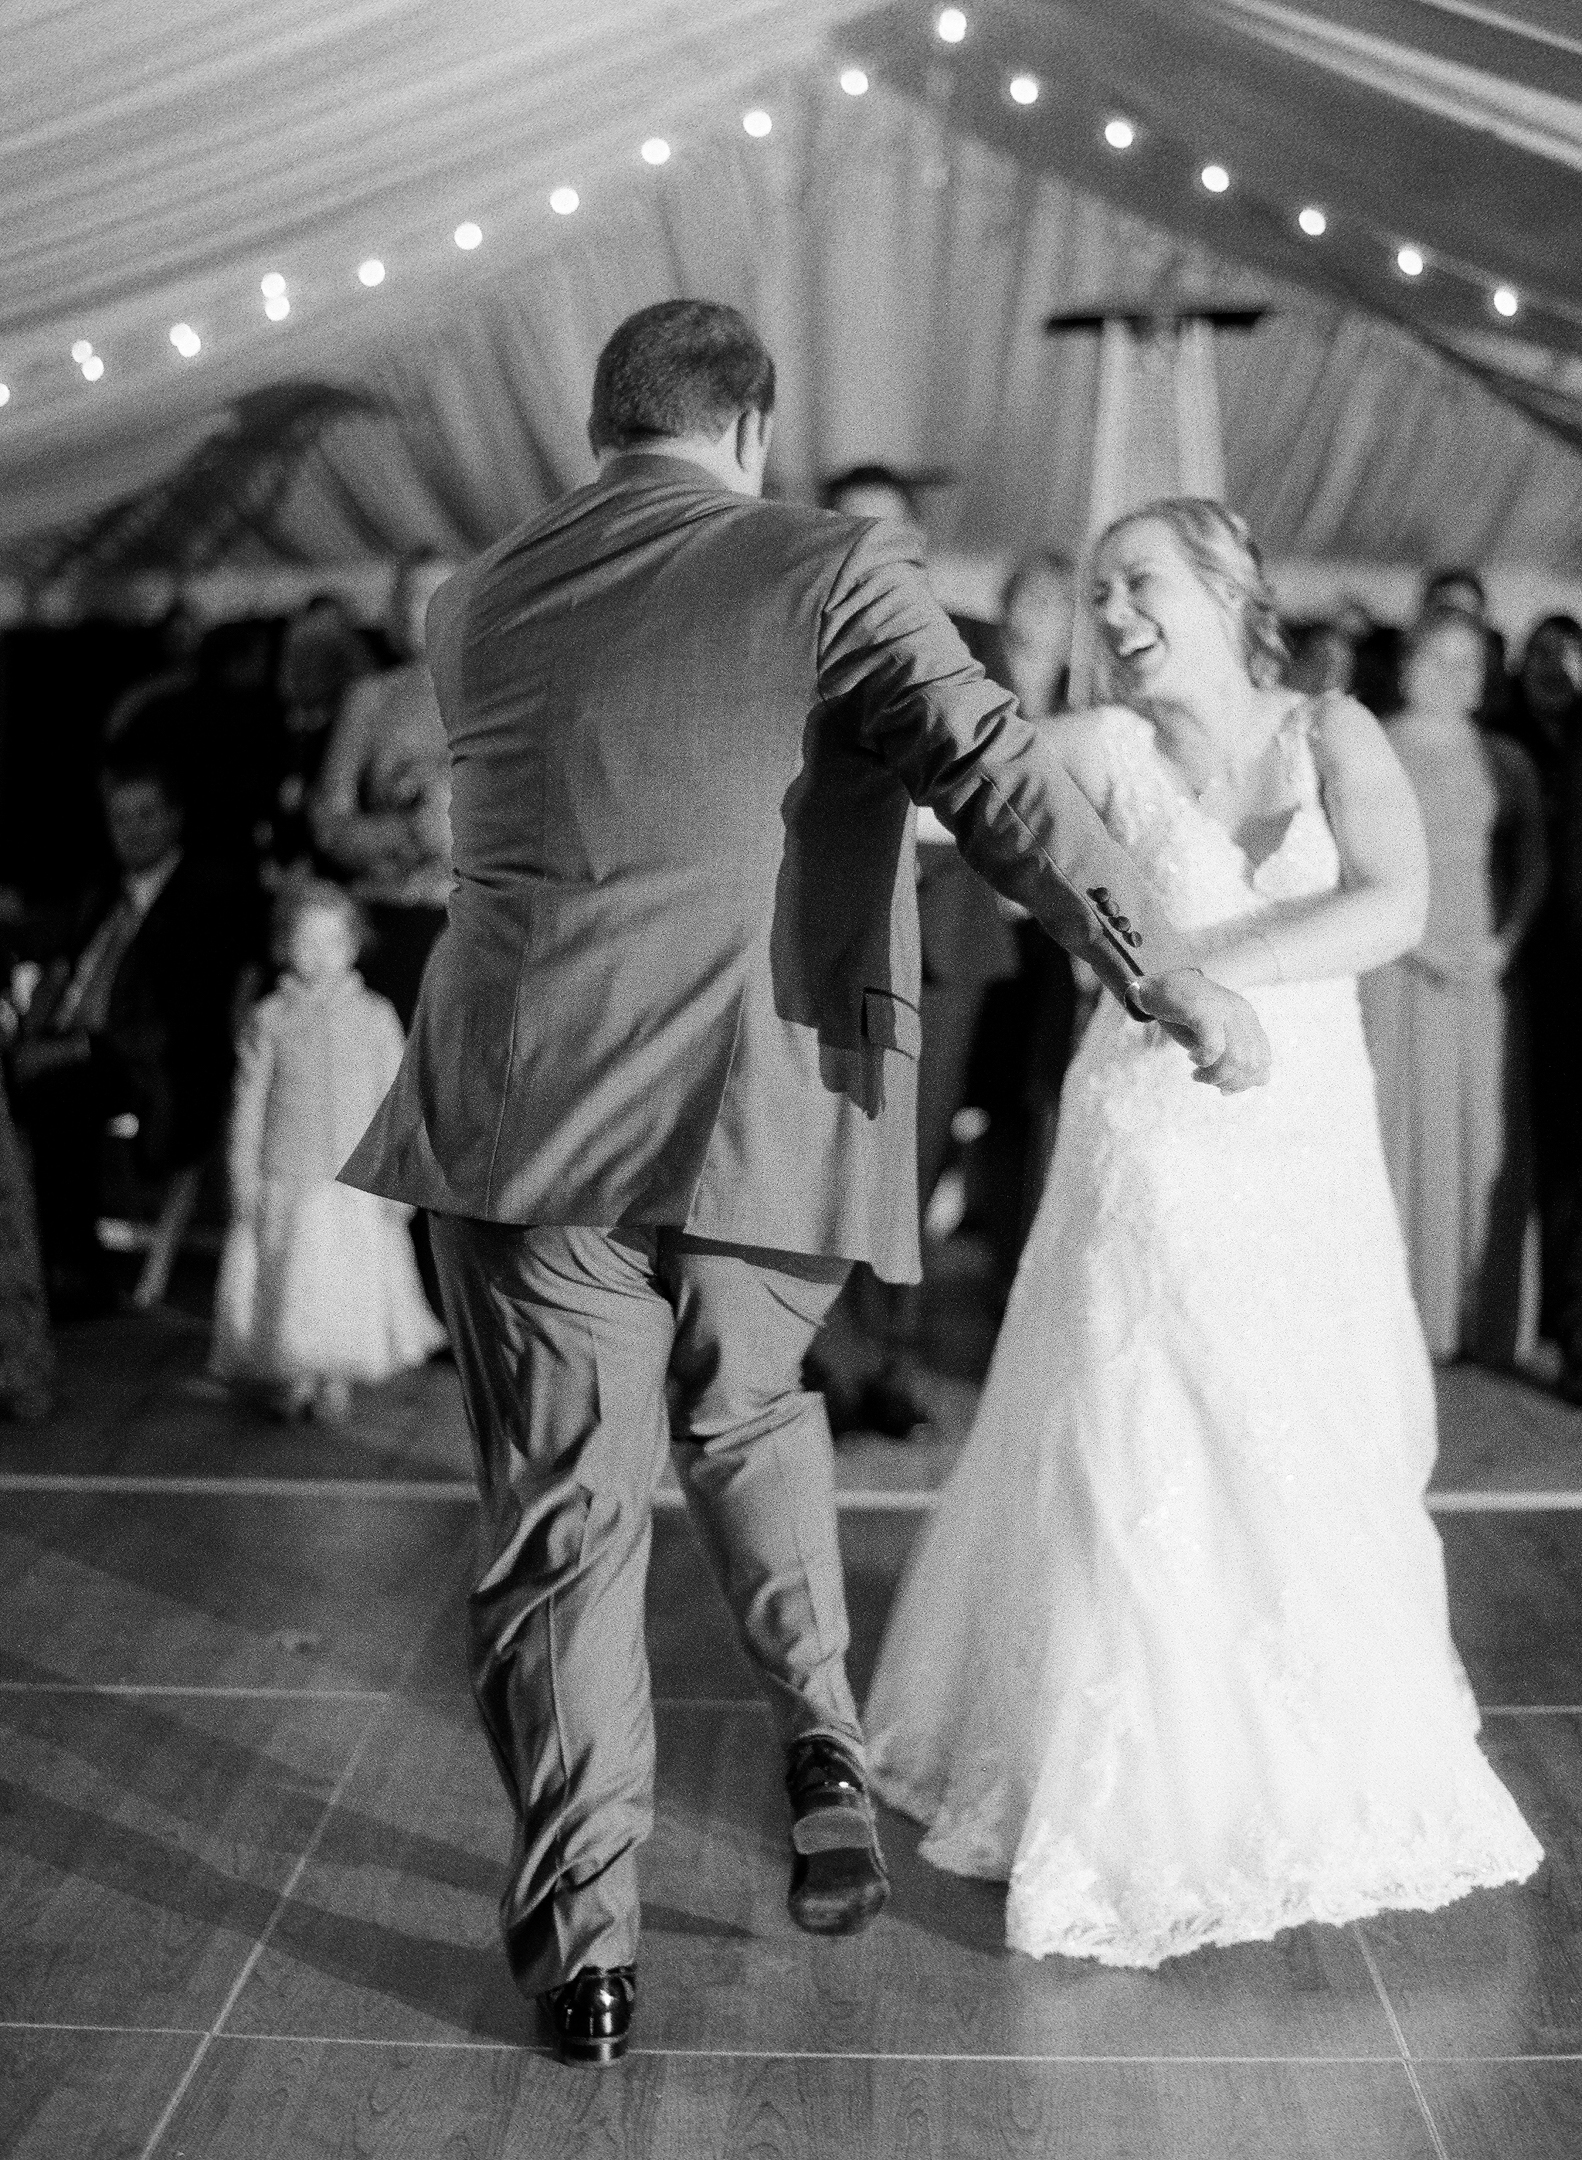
[1038,704,1142,791]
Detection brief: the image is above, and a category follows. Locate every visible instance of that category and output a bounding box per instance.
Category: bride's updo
[1096,497,1288,689]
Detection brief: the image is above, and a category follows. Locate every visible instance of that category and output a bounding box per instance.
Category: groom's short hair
[589,300,776,452]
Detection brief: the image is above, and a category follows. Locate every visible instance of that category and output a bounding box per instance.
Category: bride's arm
[1198,696,1429,989]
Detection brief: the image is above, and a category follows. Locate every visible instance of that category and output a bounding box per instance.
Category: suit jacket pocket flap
[862,988,922,1059]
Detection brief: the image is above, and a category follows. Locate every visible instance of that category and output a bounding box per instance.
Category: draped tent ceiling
[5,0,1582,583]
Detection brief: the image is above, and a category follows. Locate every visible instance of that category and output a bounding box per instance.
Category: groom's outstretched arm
[817,519,1183,1004]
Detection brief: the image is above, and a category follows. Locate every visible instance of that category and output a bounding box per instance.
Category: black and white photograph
[3,3,1582,2154]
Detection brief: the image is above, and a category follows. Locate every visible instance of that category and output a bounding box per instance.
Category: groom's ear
[735,406,773,471]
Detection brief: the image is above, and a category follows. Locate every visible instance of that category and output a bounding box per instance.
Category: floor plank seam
[13,2017,1582,2067]
[0,1683,392,1700]
[134,1694,392,2160]
[11,1470,1582,1515]
[1351,1926,1453,2160]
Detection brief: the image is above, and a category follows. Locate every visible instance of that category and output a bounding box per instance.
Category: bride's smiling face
[1091,519,1245,704]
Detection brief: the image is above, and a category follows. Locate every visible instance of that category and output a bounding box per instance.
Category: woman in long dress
[1359,607,1547,1364]
[865,499,1542,1968]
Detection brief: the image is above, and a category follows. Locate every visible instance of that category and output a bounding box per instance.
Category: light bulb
[1104,117,1135,150]
[81,355,105,381]
[1201,163,1230,194]
[1298,206,1327,237]
[168,323,201,357]
[840,67,869,96]
[1493,285,1519,318]
[0,385,10,408]
[742,109,772,138]
[1396,245,1425,277]
[937,8,967,42]
[1009,74,1039,105]
[549,186,579,214]
[260,272,286,299]
[265,293,291,321]
[358,258,385,286]
[454,222,482,249]
[640,138,670,165]
[71,338,93,363]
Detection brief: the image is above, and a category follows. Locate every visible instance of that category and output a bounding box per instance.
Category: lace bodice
[1093,697,1340,933]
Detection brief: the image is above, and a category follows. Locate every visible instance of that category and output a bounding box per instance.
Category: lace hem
[884,1774,1545,1969]
[1004,1832,1544,1967]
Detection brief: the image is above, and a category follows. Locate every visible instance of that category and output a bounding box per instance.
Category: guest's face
[1091,520,1242,705]
[829,482,924,553]
[1423,576,1486,625]
[1403,619,1485,720]
[1522,626,1582,720]
[103,779,183,875]
[1003,567,1075,665]
[289,905,357,985]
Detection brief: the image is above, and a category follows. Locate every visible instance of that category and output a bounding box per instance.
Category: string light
[937,8,967,41]
[48,93,1507,394]
[0,385,10,409]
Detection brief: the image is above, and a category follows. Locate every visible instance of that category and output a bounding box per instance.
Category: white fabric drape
[5,2,1582,574]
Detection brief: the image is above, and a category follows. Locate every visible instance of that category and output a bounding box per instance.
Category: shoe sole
[556,2032,629,2067]
[788,1876,891,1935]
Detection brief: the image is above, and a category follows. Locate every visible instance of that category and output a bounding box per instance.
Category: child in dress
[211,880,446,1420]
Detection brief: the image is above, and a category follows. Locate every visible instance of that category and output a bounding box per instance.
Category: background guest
[806,466,1019,1432]
[8,750,250,1314]
[971,548,1082,1243]
[1508,615,1582,1389]
[0,1074,54,1420]
[1361,607,1548,1364]
[1421,563,1512,728]
[263,595,373,883]
[209,881,445,1422]
[309,554,454,1025]
[1286,617,1359,698]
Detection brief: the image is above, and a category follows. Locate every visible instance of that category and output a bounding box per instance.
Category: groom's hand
[1129,969,1272,1093]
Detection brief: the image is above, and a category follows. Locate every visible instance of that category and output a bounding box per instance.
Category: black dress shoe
[543,1965,636,2066]
[786,1735,890,1935]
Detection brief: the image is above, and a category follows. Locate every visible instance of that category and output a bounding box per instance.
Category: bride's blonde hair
[1094,497,1288,690]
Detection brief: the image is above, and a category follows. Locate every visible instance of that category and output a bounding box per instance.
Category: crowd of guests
[0,555,455,1420]
[0,502,1578,1429]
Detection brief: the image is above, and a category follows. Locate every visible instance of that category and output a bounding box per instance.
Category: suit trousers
[428,1216,861,1997]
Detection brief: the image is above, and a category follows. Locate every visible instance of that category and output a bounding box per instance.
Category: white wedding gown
[866,701,1542,1967]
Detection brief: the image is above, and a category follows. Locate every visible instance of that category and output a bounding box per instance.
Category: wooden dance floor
[6,1305,1582,2159]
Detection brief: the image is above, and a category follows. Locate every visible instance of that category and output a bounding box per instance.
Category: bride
[865,498,1542,1967]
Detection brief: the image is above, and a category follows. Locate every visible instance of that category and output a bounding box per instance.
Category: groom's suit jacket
[341,453,1189,1280]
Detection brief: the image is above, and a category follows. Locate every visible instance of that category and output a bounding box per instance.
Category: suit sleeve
[816,522,1192,1000]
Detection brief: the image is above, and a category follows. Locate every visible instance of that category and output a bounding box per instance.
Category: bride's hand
[1130,968,1272,1093]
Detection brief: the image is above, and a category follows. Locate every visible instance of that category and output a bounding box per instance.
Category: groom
[342,299,1269,2064]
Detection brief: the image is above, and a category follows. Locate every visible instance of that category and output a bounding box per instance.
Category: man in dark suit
[342,301,1268,2065]
[11,749,248,1311]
